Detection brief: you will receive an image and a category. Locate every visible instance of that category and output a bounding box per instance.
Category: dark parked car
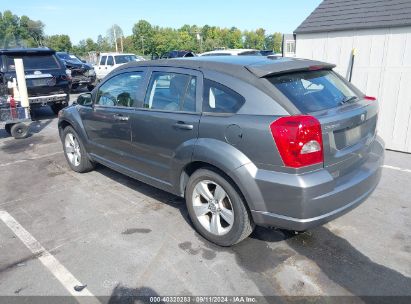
[259,50,274,56]
[58,56,384,246]
[0,48,70,114]
[152,50,196,60]
[56,52,96,91]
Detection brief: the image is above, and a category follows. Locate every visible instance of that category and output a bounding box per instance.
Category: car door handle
[113,114,129,121]
[173,121,193,130]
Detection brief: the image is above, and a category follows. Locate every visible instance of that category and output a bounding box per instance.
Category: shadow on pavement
[283,226,411,299]
[91,164,411,300]
[95,166,190,225]
[107,284,160,304]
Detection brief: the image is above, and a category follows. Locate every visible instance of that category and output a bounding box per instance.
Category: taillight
[270,115,324,168]
[364,96,376,101]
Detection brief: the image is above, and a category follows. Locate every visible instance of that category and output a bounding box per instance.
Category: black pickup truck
[0,48,70,114]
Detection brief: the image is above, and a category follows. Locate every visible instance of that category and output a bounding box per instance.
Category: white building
[294,0,411,153]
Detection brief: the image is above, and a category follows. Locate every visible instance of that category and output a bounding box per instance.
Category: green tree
[44,34,72,51]
[96,34,111,52]
[243,28,265,49]
[0,10,44,48]
[265,32,283,53]
[107,24,123,52]
[132,20,154,55]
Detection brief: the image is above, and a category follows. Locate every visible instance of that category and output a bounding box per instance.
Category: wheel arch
[179,161,254,217]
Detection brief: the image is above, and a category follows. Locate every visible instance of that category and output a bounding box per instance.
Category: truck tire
[10,123,29,139]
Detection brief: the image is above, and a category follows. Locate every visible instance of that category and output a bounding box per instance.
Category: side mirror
[76,93,93,106]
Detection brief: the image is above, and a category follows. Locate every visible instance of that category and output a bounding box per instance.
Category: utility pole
[120,35,124,53]
[196,31,202,53]
[113,26,118,52]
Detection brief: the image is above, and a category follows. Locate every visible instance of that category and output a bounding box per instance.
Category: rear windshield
[268,70,358,113]
[6,54,60,71]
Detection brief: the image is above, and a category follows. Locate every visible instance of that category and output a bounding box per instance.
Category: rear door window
[106,56,114,66]
[144,72,197,112]
[6,54,60,71]
[203,79,245,113]
[268,70,358,113]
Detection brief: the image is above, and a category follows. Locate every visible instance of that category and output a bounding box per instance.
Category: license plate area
[333,115,377,150]
[26,78,52,87]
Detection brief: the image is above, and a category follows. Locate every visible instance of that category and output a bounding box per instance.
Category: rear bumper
[238,137,384,231]
[28,94,68,105]
[71,75,96,86]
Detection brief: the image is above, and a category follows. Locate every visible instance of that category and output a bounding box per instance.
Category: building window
[286,41,296,53]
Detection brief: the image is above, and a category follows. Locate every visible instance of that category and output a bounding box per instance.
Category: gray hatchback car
[58,56,384,246]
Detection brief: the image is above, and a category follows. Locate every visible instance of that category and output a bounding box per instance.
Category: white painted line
[0,151,63,167]
[0,210,101,304]
[383,165,411,174]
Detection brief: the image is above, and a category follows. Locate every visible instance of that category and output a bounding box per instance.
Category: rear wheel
[62,126,95,173]
[185,168,254,246]
[10,123,29,139]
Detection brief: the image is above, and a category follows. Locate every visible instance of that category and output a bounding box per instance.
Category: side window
[203,79,245,113]
[145,72,197,112]
[96,72,144,107]
[106,56,114,66]
[100,56,107,65]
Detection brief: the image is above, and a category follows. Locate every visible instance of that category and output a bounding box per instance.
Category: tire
[62,126,95,173]
[50,103,66,115]
[10,123,29,139]
[185,168,254,246]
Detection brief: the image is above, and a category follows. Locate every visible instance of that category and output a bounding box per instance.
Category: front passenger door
[79,70,146,166]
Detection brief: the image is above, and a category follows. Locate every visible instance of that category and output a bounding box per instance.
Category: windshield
[268,70,358,113]
[57,53,83,64]
[6,54,60,71]
[114,55,137,64]
[238,51,262,56]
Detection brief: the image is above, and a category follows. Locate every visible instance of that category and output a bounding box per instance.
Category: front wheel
[62,126,95,173]
[185,169,254,246]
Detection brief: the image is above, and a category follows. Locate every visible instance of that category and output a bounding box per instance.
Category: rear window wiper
[340,96,358,105]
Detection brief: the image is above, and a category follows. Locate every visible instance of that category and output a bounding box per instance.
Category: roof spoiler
[245,59,336,78]
[0,48,55,55]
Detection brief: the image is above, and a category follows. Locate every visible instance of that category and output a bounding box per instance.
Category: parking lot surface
[0,100,410,302]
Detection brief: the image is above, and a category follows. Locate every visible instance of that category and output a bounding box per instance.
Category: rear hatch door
[4,50,68,96]
[266,68,378,174]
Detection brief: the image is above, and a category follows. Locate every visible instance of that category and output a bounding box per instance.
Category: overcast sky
[2,0,322,44]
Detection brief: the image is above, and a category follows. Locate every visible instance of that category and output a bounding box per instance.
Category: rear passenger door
[130,67,202,187]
